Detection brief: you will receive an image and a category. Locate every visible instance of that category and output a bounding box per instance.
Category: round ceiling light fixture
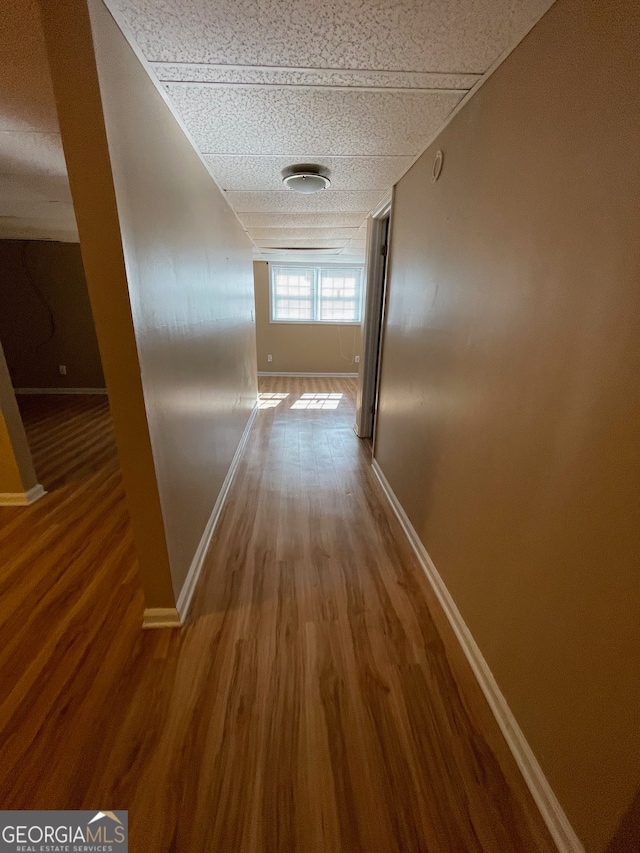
[282,164,330,194]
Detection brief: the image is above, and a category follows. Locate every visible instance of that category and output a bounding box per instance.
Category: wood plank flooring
[0,382,556,852]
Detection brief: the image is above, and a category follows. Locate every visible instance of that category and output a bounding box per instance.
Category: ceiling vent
[282,164,330,194]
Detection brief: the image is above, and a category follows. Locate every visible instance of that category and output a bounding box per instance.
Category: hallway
[0,380,554,851]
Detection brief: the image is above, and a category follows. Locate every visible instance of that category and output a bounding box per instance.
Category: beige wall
[0,240,105,389]
[89,0,257,597]
[39,0,257,608]
[374,1,640,851]
[254,261,361,373]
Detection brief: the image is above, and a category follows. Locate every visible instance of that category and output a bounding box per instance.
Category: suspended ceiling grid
[107,0,556,263]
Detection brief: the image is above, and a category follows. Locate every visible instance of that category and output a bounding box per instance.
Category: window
[270,265,363,323]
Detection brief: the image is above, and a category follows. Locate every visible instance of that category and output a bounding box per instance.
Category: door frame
[355,189,393,441]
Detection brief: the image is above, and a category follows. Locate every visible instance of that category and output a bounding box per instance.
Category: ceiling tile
[153,64,479,90]
[112,0,554,74]
[240,212,368,228]
[227,190,385,213]
[248,227,359,240]
[0,131,67,179]
[0,153,77,241]
[204,155,414,191]
[256,248,346,262]
[253,238,350,248]
[164,86,464,156]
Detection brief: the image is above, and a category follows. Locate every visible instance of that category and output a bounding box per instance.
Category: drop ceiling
[1,0,556,258]
[0,0,78,242]
[106,0,554,263]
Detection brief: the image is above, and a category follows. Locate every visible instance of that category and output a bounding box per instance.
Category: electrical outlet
[355,355,360,363]
[59,365,67,375]
[267,354,273,362]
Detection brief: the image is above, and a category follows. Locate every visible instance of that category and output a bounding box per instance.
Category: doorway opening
[355,193,392,443]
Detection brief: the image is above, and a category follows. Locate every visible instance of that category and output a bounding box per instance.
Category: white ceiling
[108,0,554,263]
[0,0,555,259]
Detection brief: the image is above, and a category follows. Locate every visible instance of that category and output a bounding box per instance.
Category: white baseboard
[257,371,358,378]
[14,388,108,395]
[0,484,47,506]
[142,607,182,629]
[371,459,584,853]
[175,403,259,623]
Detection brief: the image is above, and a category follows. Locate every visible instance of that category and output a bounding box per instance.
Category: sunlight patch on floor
[258,392,289,409]
[291,392,343,410]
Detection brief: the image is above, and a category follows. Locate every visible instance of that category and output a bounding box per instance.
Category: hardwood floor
[0,382,556,852]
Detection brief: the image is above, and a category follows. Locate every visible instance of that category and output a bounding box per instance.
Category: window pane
[270,265,363,323]
[271,267,314,320]
[319,268,362,322]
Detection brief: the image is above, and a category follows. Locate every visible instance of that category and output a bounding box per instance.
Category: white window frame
[269,263,364,325]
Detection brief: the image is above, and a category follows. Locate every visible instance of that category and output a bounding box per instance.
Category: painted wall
[0,240,105,389]
[374,0,640,850]
[254,261,361,374]
[39,0,257,608]
[88,0,258,597]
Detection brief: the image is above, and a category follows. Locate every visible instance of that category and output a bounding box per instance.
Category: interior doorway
[355,192,393,442]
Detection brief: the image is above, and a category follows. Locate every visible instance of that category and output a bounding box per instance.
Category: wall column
[0,342,44,505]
[37,0,179,626]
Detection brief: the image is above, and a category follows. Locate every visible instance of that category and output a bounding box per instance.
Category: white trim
[142,607,182,629]
[268,321,361,326]
[175,402,259,623]
[370,459,585,853]
[13,388,108,395]
[269,263,364,325]
[258,372,358,377]
[371,191,393,220]
[0,484,47,506]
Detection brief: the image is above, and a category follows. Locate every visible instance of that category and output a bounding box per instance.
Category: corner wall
[374,0,640,850]
[254,261,361,373]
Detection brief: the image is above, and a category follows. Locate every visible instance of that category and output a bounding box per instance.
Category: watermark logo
[0,810,128,852]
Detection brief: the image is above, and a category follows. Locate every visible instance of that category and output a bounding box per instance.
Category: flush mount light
[282,164,330,194]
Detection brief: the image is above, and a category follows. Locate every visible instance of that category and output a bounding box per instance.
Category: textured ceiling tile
[240,212,368,228]
[204,155,414,191]
[152,64,479,90]
[0,191,78,241]
[0,0,69,240]
[227,190,385,213]
[111,0,554,73]
[248,227,359,240]
[254,238,350,248]
[256,248,346,262]
[0,135,76,240]
[164,86,463,156]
